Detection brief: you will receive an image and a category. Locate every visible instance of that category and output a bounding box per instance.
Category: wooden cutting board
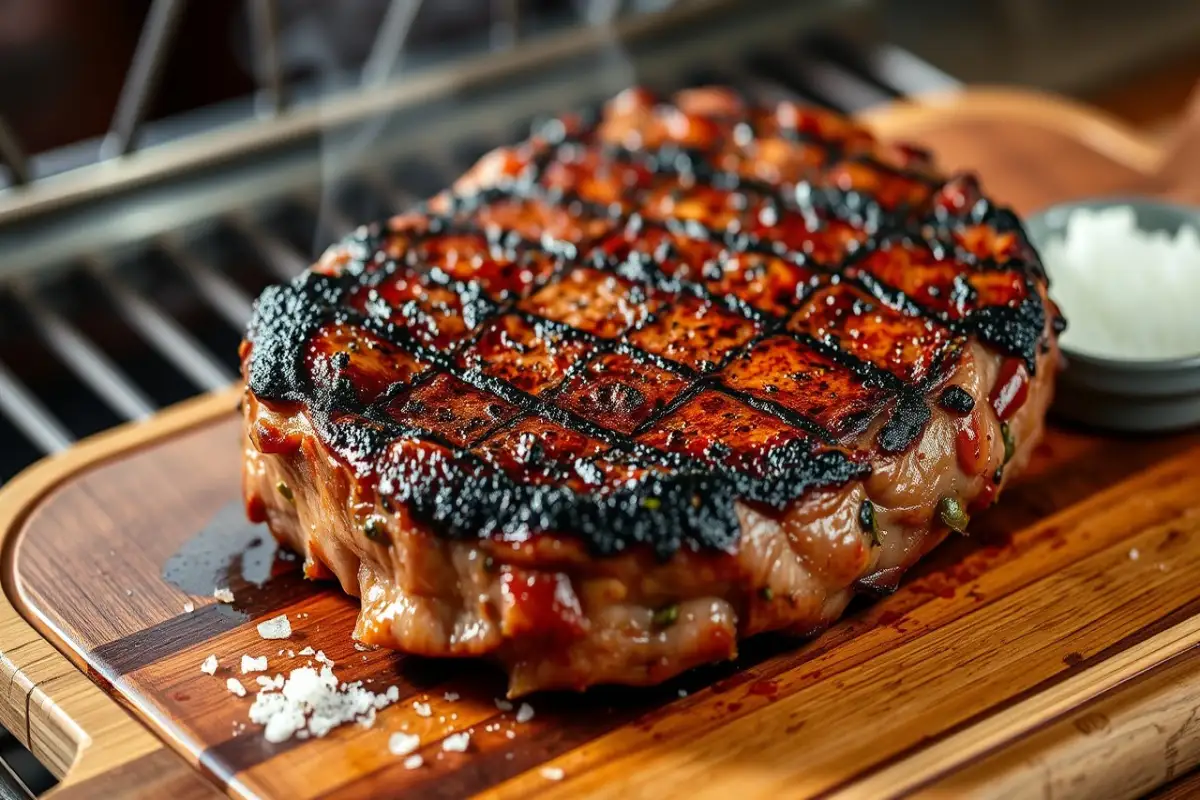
[3,88,1200,800]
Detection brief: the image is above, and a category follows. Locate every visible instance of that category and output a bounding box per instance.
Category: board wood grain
[2,88,1200,799]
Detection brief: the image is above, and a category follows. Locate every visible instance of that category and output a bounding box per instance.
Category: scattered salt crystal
[444,691,460,702]
[541,767,565,781]
[287,650,295,658]
[442,732,471,752]
[414,702,432,717]
[389,732,421,756]
[505,730,515,739]
[247,661,398,743]
[404,755,423,770]
[227,678,247,697]
[125,589,133,597]
[183,600,195,613]
[1129,548,1140,561]
[315,651,335,667]
[257,615,292,640]
[495,698,513,712]
[505,752,514,760]
[214,587,235,603]
[386,686,400,702]
[678,689,688,698]
[255,676,276,688]
[299,646,316,656]
[516,703,535,723]
[241,655,268,674]
[200,655,218,675]
[354,642,372,652]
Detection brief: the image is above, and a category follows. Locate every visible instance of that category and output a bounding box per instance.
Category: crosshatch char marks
[242,84,1057,558]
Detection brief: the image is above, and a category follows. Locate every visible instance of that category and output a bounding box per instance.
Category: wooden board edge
[0,386,240,796]
[828,611,1200,798]
[0,84,1178,797]
[915,644,1200,799]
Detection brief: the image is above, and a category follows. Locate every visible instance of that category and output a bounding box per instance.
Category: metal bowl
[1024,197,1200,433]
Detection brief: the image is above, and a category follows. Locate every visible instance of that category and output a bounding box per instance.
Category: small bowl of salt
[1025,198,1200,432]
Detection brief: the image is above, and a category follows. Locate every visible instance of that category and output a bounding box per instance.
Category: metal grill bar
[102,0,188,158]
[13,286,156,421]
[0,118,30,187]
[490,0,522,49]
[248,0,288,116]
[0,756,33,800]
[0,362,74,454]
[775,53,895,112]
[362,0,426,88]
[158,236,255,328]
[860,42,962,95]
[86,258,234,391]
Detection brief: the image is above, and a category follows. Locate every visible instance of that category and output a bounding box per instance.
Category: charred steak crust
[244,88,1057,559]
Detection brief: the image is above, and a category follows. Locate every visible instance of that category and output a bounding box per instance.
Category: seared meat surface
[241,87,1062,695]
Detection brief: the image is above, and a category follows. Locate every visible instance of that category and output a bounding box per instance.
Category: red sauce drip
[253,419,302,455]
[989,358,1029,421]
[968,481,998,515]
[748,678,779,697]
[499,570,586,640]
[245,493,268,524]
[954,411,986,475]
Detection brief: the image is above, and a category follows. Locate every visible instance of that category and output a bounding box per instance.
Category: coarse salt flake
[241,655,268,674]
[214,587,235,603]
[248,661,398,744]
[183,600,195,613]
[516,702,535,723]
[257,615,292,640]
[414,702,432,717]
[495,698,514,712]
[299,646,315,656]
[442,732,470,752]
[389,732,421,756]
[404,755,423,770]
[1129,548,1140,561]
[541,767,565,781]
[444,691,460,702]
[200,655,218,675]
[226,678,247,697]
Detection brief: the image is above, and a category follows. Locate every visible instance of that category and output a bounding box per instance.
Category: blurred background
[0,0,1198,795]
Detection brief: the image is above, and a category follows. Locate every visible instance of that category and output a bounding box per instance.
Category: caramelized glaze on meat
[241,86,1062,694]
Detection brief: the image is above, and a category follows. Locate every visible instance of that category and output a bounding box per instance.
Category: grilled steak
[241,87,1063,695]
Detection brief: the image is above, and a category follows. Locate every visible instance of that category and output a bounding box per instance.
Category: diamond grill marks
[629,294,761,373]
[555,352,690,435]
[385,374,519,448]
[722,336,886,439]
[520,268,662,339]
[306,323,430,406]
[459,314,593,396]
[244,86,1052,556]
[637,390,808,475]
[788,285,955,384]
